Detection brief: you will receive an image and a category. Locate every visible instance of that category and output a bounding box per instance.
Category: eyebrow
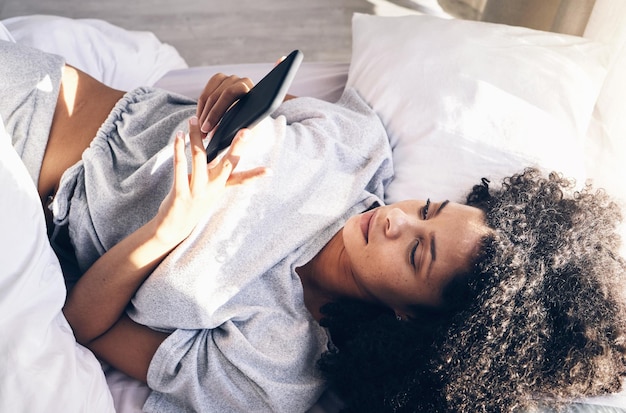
[430,231,437,262]
[435,200,450,218]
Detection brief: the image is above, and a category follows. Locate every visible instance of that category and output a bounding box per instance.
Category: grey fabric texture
[0,40,64,186]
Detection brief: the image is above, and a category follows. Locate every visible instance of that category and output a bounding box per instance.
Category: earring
[396,314,402,321]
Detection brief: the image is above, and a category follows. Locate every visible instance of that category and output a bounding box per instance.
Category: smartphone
[206,49,303,162]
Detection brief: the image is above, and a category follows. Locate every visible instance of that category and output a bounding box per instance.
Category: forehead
[417,200,487,278]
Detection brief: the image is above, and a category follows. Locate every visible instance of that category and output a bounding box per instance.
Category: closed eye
[411,199,430,267]
[410,239,419,268]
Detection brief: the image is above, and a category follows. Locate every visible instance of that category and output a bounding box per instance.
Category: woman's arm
[63,116,265,382]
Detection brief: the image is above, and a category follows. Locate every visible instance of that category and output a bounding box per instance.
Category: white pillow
[1,15,188,90]
[582,2,626,205]
[347,13,610,203]
[0,118,115,412]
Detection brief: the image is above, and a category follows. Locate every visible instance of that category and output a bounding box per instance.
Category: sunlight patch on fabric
[36,74,54,93]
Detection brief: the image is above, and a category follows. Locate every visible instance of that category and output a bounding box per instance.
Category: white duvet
[0,120,115,412]
[0,16,188,413]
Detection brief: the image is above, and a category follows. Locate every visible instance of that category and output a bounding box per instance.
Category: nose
[385,207,412,239]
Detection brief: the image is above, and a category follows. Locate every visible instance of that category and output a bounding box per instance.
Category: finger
[225,127,253,160]
[208,156,235,187]
[206,148,221,169]
[216,126,258,174]
[196,73,228,118]
[198,73,235,129]
[208,127,256,183]
[202,77,253,133]
[172,131,189,196]
[202,77,253,132]
[188,116,208,191]
[226,167,269,186]
[213,128,250,175]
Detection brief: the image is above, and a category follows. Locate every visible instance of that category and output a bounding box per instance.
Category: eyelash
[411,198,431,267]
[410,242,419,267]
[421,198,430,220]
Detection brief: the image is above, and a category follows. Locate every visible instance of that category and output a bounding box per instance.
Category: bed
[1,5,625,412]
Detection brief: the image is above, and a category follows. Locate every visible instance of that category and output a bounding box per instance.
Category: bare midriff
[38,65,125,226]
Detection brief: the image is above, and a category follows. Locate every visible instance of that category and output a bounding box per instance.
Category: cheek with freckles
[357,252,406,289]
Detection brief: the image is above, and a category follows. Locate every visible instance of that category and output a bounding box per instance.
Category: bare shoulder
[39,65,125,226]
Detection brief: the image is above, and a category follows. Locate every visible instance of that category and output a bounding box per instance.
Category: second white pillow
[347,13,609,203]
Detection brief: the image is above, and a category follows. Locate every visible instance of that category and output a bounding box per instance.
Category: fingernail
[190,116,198,126]
[201,121,210,133]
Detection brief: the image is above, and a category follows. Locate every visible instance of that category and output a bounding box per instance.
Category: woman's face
[342,200,489,317]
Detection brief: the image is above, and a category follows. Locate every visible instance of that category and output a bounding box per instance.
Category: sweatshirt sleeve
[0,40,64,186]
[144,312,329,413]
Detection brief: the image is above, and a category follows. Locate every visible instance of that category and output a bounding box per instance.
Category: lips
[360,209,376,244]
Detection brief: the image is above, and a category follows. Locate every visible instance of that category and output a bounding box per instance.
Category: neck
[297,229,354,321]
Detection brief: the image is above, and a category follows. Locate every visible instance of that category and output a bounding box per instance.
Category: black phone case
[206,50,303,162]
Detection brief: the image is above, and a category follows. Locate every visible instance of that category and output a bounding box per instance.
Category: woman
[4,39,626,412]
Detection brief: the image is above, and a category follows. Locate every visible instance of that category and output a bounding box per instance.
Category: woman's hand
[196,73,254,134]
[154,115,266,247]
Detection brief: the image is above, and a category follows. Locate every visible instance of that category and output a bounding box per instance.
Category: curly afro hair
[318,168,626,412]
